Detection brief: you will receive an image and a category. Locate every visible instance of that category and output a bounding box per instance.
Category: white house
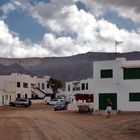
[65,58,140,111]
[65,78,93,96]
[0,73,52,106]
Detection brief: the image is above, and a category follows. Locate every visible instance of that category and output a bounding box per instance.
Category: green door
[99,93,117,110]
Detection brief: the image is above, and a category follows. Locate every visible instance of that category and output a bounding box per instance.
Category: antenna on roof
[114,40,123,59]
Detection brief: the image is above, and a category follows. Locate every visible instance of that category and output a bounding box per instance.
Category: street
[0,104,140,140]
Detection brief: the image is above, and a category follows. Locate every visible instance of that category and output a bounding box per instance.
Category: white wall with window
[65,58,140,111]
[65,78,93,96]
[0,73,52,106]
[93,58,140,111]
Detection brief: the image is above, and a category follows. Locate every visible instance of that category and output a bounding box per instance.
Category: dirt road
[0,104,140,140]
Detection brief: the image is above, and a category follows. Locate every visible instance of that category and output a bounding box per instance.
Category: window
[6,95,8,100]
[10,95,11,101]
[23,83,28,88]
[25,94,27,99]
[17,93,21,99]
[86,83,88,90]
[124,68,140,80]
[47,84,50,88]
[17,82,20,87]
[81,83,85,90]
[68,85,70,91]
[129,93,140,101]
[31,83,36,88]
[42,83,45,89]
[100,69,113,78]
[38,83,40,88]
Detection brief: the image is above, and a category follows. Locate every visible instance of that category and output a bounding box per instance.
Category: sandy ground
[0,104,140,140]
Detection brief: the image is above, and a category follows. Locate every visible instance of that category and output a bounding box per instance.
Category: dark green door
[99,93,117,110]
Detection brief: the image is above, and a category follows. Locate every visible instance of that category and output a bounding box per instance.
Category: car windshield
[55,102,63,105]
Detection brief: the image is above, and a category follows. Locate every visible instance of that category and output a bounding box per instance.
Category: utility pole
[115,40,123,59]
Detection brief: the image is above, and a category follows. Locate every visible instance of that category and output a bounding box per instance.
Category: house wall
[65,79,94,96]
[65,58,140,111]
[65,79,94,106]
[93,58,140,111]
[0,73,52,106]
[14,73,32,99]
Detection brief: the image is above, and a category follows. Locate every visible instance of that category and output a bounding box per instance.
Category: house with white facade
[0,73,52,106]
[65,58,140,111]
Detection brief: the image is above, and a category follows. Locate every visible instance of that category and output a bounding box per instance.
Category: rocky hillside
[0,51,140,84]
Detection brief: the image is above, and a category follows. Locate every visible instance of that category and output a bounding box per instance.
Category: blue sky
[0,0,140,58]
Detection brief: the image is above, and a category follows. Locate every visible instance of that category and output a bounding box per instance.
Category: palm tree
[47,77,62,98]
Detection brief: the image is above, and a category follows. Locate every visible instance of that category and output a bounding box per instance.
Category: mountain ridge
[0,51,140,84]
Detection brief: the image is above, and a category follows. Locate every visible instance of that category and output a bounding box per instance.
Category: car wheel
[22,104,27,108]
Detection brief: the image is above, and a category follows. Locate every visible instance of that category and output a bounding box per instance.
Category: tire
[22,104,28,108]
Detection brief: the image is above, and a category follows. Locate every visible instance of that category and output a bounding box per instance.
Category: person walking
[106,99,112,118]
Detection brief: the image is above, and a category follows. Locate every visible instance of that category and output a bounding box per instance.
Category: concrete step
[92,110,119,115]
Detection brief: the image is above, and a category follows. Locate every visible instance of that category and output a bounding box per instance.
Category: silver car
[9,98,32,107]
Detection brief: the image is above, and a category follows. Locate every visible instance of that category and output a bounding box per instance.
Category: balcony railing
[73,87,80,91]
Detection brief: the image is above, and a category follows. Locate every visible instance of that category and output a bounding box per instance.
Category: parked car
[43,96,51,104]
[9,98,32,107]
[54,101,67,111]
[46,99,60,105]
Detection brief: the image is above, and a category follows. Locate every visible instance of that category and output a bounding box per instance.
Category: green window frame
[100,69,113,78]
[123,68,140,80]
[129,93,140,101]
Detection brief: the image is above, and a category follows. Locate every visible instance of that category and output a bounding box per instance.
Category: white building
[65,78,93,96]
[0,73,52,106]
[65,58,140,111]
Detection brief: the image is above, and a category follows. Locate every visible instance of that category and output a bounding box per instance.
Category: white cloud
[0,2,16,14]
[0,20,49,58]
[0,0,140,58]
[0,20,18,46]
[42,33,78,56]
[79,0,140,23]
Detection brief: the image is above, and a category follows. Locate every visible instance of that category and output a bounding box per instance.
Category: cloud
[79,0,140,23]
[0,2,16,14]
[96,0,140,13]
[0,0,140,58]
[0,19,48,58]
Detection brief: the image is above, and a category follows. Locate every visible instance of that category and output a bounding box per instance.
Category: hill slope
[0,51,140,83]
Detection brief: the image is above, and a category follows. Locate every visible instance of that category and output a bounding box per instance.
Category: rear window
[51,99,59,101]
[56,102,65,105]
[17,98,27,102]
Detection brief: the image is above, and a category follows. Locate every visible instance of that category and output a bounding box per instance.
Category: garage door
[99,93,117,110]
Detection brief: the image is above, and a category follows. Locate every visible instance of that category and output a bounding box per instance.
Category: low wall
[31,99,43,104]
[67,103,79,111]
